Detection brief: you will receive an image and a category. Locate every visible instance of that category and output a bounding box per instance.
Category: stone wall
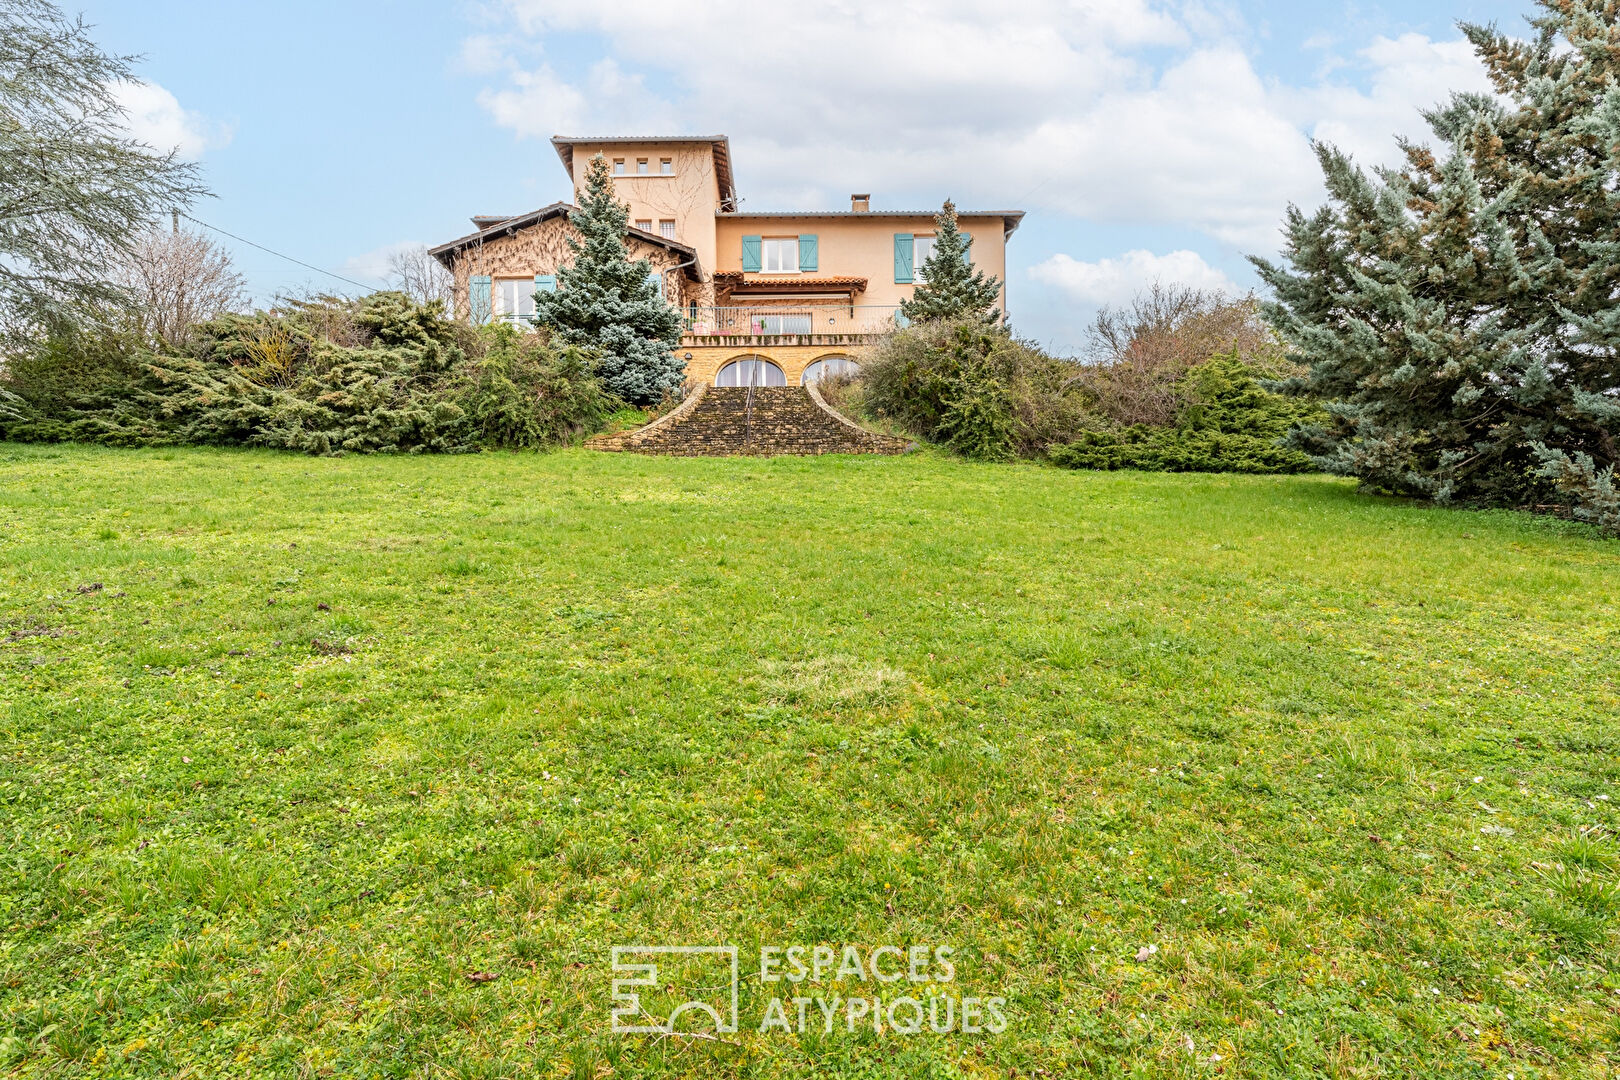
[443,216,691,321]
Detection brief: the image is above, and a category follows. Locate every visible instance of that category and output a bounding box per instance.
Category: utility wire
[181,213,376,292]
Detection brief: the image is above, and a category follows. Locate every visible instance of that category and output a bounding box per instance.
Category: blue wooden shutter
[893,235,914,283]
[798,234,818,272]
[741,235,762,273]
[469,275,492,325]
[534,273,556,293]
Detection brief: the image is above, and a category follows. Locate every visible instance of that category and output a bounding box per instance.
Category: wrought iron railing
[681,305,903,338]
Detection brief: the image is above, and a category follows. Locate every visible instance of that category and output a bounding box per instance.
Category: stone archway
[715,356,787,387]
[801,355,861,385]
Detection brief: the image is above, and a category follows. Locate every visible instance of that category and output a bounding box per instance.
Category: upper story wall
[712,213,1011,312]
[440,216,685,321]
[566,142,721,279]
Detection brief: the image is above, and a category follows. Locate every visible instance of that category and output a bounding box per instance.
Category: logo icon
[610,946,739,1034]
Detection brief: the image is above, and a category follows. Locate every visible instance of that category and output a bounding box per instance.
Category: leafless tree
[387,244,453,309]
[111,224,246,347]
[1071,283,1281,426]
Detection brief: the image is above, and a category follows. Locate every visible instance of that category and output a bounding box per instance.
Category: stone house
[429,135,1024,389]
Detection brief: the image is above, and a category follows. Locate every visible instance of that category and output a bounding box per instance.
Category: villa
[429,136,1024,389]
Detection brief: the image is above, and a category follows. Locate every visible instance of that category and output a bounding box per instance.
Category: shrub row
[0,293,617,453]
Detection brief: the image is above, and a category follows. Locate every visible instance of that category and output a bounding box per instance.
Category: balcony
[680,305,902,346]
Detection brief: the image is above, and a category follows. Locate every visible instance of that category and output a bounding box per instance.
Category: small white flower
[1472,776,1483,783]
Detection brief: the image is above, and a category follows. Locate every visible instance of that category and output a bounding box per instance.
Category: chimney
[851,193,871,212]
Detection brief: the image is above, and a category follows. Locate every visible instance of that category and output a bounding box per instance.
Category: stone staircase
[592,384,912,456]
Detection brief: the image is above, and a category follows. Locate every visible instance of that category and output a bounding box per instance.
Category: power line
[181,213,376,292]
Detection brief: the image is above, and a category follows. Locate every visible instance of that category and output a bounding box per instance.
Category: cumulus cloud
[1290,34,1499,166]
[1029,250,1239,306]
[464,1,1495,252]
[112,80,227,158]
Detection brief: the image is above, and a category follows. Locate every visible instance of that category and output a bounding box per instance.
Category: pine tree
[900,200,1003,324]
[532,154,683,404]
[1,0,205,342]
[1253,1,1620,530]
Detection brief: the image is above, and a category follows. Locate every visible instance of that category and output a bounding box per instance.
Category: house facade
[429,136,1024,389]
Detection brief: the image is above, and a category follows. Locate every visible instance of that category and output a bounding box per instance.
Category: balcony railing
[681,305,903,338]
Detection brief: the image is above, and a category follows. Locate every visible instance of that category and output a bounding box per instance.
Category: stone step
[592,386,912,457]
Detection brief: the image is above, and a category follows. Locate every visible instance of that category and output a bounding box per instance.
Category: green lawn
[1,443,1617,1079]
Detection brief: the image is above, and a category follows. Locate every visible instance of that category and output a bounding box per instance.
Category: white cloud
[112,80,227,158]
[1291,34,1498,167]
[464,1,1495,253]
[1030,250,1239,306]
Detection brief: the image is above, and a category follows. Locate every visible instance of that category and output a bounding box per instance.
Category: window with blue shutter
[741,235,762,273]
[469,275,492,325]
[893,235,914,284]
[647,270,664,295]
[798,234,818,273]
[534,273,556,293]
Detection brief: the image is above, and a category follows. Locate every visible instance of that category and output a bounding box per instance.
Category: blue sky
[83,0,1531,352]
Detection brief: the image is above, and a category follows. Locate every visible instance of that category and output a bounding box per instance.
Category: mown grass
[0,441,1617,1078]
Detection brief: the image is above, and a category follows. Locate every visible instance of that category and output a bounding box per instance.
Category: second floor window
[659,219,677,239]
[913,234,936,282]
[635,219,653,232]
[612,159,625,176]
[761,237,798,273]
[496,278,535,320]
[636,158,649,175]
[660,158,674,174]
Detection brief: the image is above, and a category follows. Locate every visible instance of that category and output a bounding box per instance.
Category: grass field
[1,442,1618,1078]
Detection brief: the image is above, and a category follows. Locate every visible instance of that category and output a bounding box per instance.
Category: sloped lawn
[1,442,1616,1078]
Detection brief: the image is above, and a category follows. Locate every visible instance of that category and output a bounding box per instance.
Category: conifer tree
[533,154,683,404]
[1253,1,1620,530]
[900,200,1003,324]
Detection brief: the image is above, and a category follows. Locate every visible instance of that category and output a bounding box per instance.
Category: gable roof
[551,135,737,211]
[429,202,703,278]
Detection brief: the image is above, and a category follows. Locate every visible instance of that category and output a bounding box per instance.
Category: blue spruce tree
[533,154,684,405]
[1254,0,1620,531]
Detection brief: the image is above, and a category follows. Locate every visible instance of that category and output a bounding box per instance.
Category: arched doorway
[716,356,786,387]
[801,356,860,385]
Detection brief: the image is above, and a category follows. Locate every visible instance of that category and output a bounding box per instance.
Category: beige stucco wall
[712,214,1011,314]
[679,344,875,388]
[566,143,721,282]
[440,216,683,321]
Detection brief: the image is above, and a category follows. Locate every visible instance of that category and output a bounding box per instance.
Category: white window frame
[634,219,653,233]
[612,158,626,176]
[495,278,535,320]
[760,237,799,274]
[752,312,813,335]
[659,219,677,239]
[660,158,674,175]
[636,158,649,175]
[912,234,936,283]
